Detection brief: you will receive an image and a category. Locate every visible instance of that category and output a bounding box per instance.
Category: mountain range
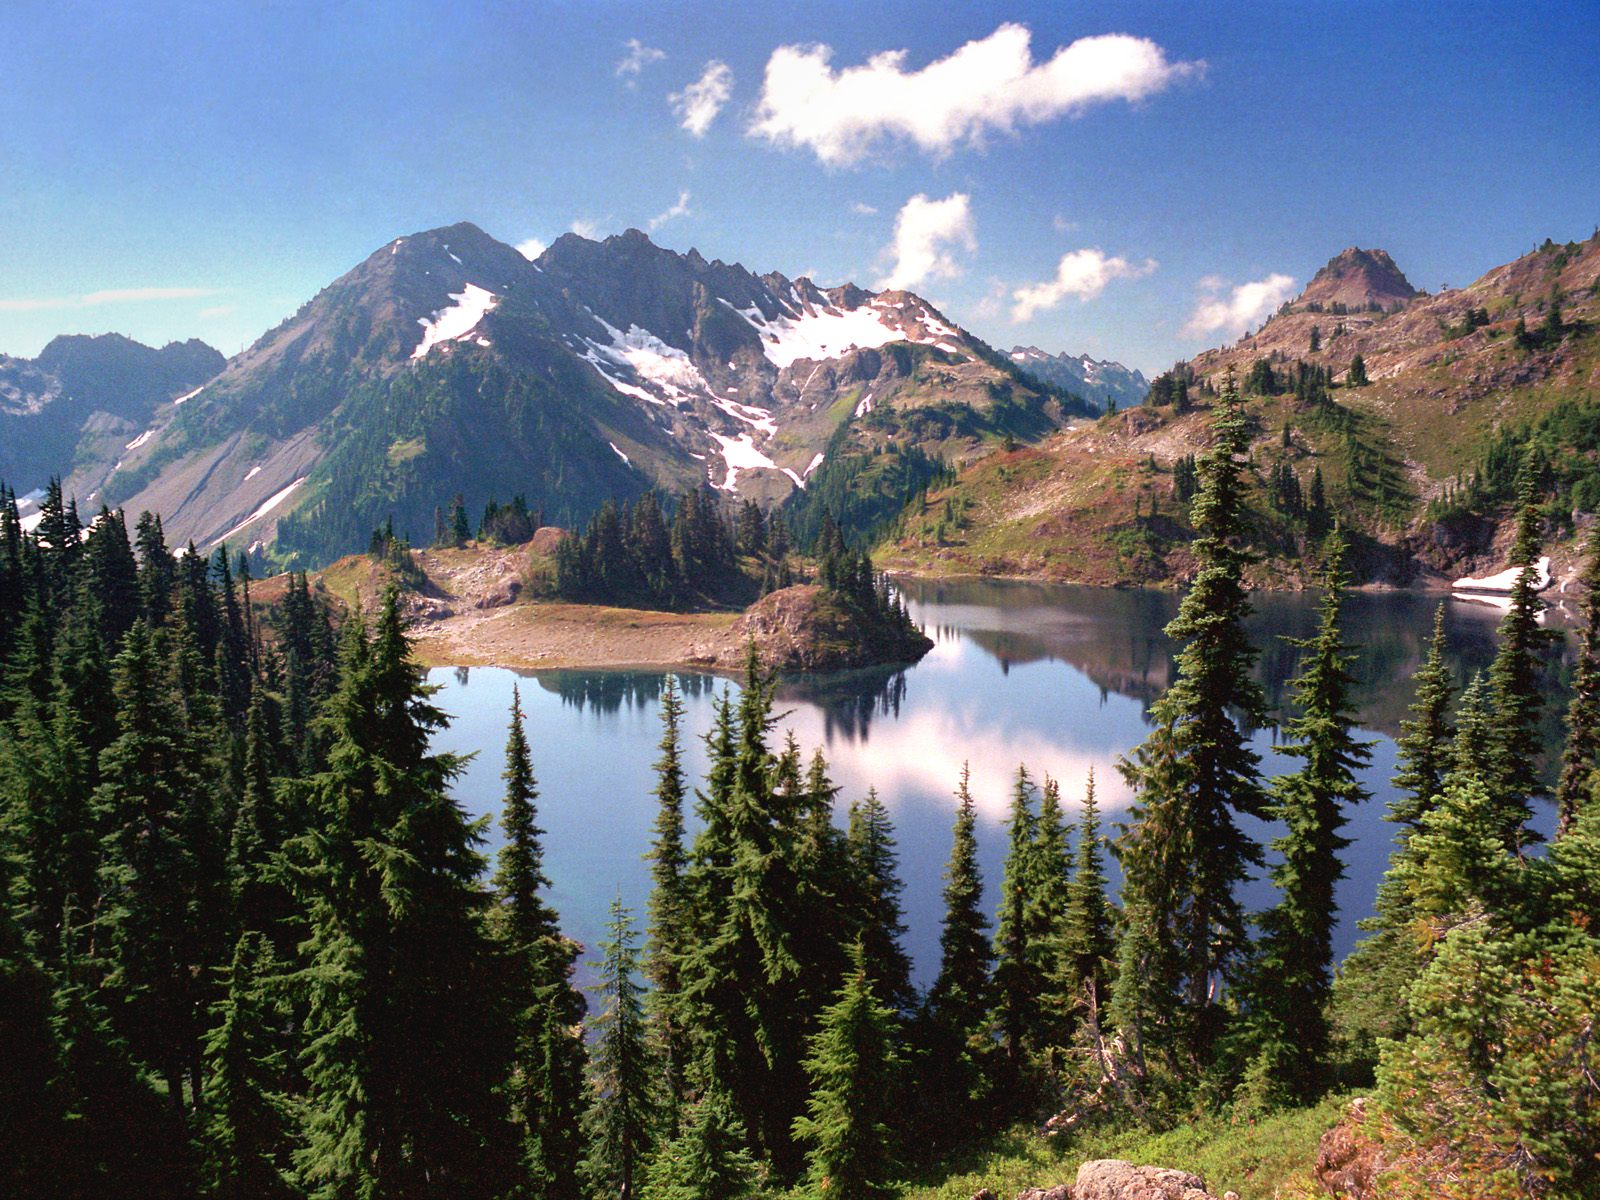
[882,233,1600,588]
[16,223,1097,564]
[1006,346,1149,411]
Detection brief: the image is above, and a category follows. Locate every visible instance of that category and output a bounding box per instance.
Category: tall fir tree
[793,943,903,1200]
[1115,375,1269,1071]
[489,683,587,1199]
[645,675,693,1132]
[645,1089,764,1200]
[1390,604,1455,825]
[1244,533,1371,1103]
[1054,769,1116,1034]
[1484,471,1553,847]
[582,898,656,1200]
[992,765,1040,1077]
[1556,537,1600,835]
[291,594,514,1199]
[199,933,293,1200]
[845,788,915,1015]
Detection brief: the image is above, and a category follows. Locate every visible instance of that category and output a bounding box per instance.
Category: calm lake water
[428,579,1569,990]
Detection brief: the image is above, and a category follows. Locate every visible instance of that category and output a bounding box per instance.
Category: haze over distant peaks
[1007,346,1149,411]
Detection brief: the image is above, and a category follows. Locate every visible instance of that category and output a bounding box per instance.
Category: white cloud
[515,237,548,261]
[1010,249,1156,322]
[876,193,976,291]
[750,23,1203,166]
[670,60,734,137]
[197,304,237,319]
[0,285,219,312]
[849,201,878,215]
[615,38,665,80]
[1183,273,1297,338]
[1051,213,1079,233]
[570,218,602,240]
[647,190,692,231]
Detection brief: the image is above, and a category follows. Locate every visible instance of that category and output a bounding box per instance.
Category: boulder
[1016,1187,1072,1200]
[1073,1159,1214,1200]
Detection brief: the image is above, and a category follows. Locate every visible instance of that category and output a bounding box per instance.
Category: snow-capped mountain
[63,223,1084,564]
[1007,346,1148,411]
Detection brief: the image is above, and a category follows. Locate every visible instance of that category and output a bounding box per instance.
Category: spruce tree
[793,943,903,1200]
[291,594,514,1198]
[1116,375,1269,1070]
[489,684,587,1197]
[1390,604,1455,825]
[200,933,293,1200]
[1055,769,1115,1030]
[928,763,992,1037]
[645,1089,764,1200]
[1029,775,1074,1049]
[645,675,692,1130]
[1556,537,1600,835]
[1246,534,1371,1103]
[1485,473,1553,847]
[845,788,914,1014]
[992,765,1040,1076]
[582,898,656,1200]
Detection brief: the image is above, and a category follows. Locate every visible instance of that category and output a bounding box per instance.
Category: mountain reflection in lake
[430,579,1566,988]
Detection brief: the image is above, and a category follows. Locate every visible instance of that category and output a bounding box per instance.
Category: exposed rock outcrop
[977,1159,1230,1200]
[729,584,933,671]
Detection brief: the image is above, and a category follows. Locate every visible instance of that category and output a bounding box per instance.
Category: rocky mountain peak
[1300,247,1418,310]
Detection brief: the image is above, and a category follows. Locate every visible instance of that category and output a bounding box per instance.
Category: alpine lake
[428,578,1570,989]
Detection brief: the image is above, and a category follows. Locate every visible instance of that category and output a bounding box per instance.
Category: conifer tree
[928,763,992,1040]
[1556,537,1600,835]
[1028,775,1073,1048]
[645,1089,764,1200]
[846,788,914,1014]
[583,898,656,1200]
[1245,534,1370,1102]
[1055,769,1115,1030]
[291,594,514,1198]
[1116,375,1269,1069]
[793,943,903,1200]
[645,675,692,1130]
[200,933,293,1200]
[1485,473,1553,846]
[1390,604,1455,825]
[992,765,1040,1074]
[490,684,587,1197]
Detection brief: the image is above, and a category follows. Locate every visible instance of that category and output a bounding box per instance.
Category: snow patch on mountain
[216,477,308,544]
[582,316,705,400]
[708,431,781,492]
[412,284,500,359]
[725,297,918,370]
[125,429,155,451]
[608,441,631,465]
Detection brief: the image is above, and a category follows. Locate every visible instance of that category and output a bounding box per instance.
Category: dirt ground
[409,600,746,670]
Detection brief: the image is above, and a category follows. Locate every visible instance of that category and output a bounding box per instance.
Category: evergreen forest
[1,381,1597,1200]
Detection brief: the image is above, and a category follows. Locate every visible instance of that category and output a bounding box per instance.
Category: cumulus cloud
[570,218,602,240]
[514,237,547,261]
[647,190,692,231]
[1183,273,1297,337]
[0,285,219,312]
[876,193,976,291]
[670,60,734,136]
[1010,249,1156,322]
[750,23,1203,166]
[615,38,665,80]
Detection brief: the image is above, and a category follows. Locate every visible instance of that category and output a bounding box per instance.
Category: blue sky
[2,1,1596,372]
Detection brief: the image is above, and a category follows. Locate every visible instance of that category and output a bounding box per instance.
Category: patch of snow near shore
[216,477,307,544]
[1453,556,1551,593]
[412,284,499,359]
